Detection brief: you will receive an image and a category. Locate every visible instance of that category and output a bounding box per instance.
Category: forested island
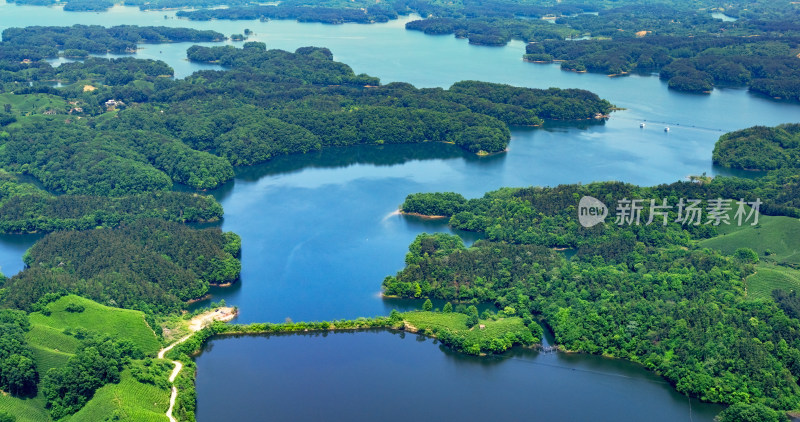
[385,122,800,421]
[1,26,614,194]
[148,0,800,101]
[5,0,799,99]
[526,35,800,99]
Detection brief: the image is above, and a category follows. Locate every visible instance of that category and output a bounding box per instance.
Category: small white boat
[664,127,670,132]
[640,123,645,128]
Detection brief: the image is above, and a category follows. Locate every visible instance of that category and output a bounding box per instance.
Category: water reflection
[232,143,469,183]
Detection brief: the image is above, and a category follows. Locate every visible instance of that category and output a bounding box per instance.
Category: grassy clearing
[159,314,194,345]
[69,369,170,422]
[699,215,800,265]
[402,311,530,345]
[30,295,160,356]
[0,93,68,116]
[746,264,800,300]
[402,310,469,331]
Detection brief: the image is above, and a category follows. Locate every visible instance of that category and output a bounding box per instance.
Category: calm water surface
[195,330,722,422]
[1,3,798,420]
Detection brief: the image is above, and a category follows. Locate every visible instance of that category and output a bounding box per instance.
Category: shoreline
[159,306,239,422]
[399,210,449,219]
[185,294,211,304]
[477,147,510,156]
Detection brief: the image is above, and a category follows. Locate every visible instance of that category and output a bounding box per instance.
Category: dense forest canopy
[166,0,799,25]
[0,120,235,193]
[527,35,800,98]
[0,3,796,419]
[0,25,616,383]
[386,231,800,413]
[0,33,614,197]
[1,219,241,313]
[387,123,800,416]
[96,0,800,100]
[0,25,225,61]
[713,124,800,170]
[0,171,223,233]
[0,310,37,398]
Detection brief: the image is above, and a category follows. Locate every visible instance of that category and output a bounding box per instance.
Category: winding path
[158,334,192,422]
[156,308,237,422]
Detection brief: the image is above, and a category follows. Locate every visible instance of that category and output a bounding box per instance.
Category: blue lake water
[195,330,723,422]
[1,3,798,419]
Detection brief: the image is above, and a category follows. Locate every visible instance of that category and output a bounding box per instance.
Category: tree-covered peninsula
[527,35,800,99]
[713,123,800,171]
[1,28,614,194]
[2,219,241,313]
[0,25,225,61]
[386,123,800,418]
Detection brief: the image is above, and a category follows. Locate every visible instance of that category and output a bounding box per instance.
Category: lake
[1,2,798,420]
[194,330,722,422]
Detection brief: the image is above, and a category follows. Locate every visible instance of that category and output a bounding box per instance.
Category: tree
[466,313,479,328]
[443,302,453,313]
[466,305,479,328]
[734,248,759,264]
[422,299,433,311]
[0,354,37,396]
[715,402,785,422]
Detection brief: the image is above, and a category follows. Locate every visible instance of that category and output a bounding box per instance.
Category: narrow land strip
[157,307,236,422]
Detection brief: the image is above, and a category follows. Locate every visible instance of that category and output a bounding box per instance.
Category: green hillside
[698,215,800,265]
[69,369,170,422]
[699,214,800,302]
[28,295,161,356]
[0,93,69,116]
[746,264,800,301]
[29,343,73,376]
[0,295,169,421]
[402,310,536,354]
